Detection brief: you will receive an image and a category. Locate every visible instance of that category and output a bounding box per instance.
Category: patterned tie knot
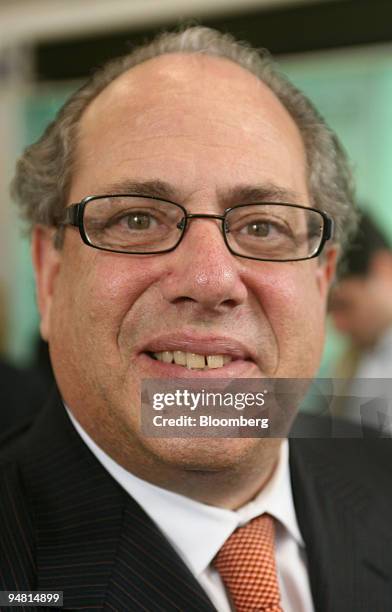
[213,513,283,612]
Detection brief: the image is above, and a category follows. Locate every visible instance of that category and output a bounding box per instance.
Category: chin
[140,436,269,472]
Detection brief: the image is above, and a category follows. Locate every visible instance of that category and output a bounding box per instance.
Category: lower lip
[138,353,259,378]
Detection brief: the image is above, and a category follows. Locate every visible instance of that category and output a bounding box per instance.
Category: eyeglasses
[61,194,334,262]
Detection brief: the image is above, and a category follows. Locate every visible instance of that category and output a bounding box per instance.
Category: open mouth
[148,350,233,371]
[139,333,257,377]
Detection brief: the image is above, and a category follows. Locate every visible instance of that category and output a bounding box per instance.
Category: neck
[70,404,283,510]
[152,442,282,509]
[112,435,282,509]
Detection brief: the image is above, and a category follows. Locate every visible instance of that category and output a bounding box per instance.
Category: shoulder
[0,417,37,458]
[0,419,36,516]
[0,360,49,433]
[0,388,65,506]
[0,392,79,589]
[0,439,37,589]
[289,433,392,496]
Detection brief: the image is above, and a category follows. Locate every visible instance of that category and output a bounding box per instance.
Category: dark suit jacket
[0,360,50,436]
[1,390,392,611]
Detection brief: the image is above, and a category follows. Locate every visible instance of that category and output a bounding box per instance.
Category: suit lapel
[290,438,392,612]
[105,498,217,611]
[21,391,216,611]
[22,391,126,609]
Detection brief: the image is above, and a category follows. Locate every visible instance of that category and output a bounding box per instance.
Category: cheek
[73,253,159,326]
[50,248,161,368]
[252,263,326,325]
[276,275,325,334]
[249,263,327,374]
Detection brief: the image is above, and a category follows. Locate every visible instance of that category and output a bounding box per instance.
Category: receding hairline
[75,50,306,174]
[79,50,291,122]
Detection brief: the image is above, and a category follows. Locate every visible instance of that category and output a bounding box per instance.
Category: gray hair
[11,25,357,246]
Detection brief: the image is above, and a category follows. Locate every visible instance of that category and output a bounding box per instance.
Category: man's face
[34,54,335,475]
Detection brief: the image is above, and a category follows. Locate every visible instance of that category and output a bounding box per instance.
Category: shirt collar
[66,406,304,576]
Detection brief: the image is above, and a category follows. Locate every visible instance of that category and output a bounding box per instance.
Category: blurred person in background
[329,212,392,379]
[328,213,392,432]
[1,26,392,612]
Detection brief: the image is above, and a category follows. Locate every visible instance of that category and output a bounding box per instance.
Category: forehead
[72,53,308,202]
[83,52,297,121]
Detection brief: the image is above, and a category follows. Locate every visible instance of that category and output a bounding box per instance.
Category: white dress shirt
[67,408,314,612]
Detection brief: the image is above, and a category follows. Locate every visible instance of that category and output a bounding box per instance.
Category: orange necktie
[213,514,283,612]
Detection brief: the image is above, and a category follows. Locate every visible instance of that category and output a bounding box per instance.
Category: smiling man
[1,26,392,612]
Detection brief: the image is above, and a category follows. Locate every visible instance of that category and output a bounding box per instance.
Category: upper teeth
[153,350,232,369]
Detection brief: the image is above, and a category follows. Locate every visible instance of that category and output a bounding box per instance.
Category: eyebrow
[95,179,300,207]
[96,179,177,201]
[221,184,300,206]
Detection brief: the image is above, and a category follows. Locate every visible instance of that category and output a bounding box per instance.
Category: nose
[158,217,248,312]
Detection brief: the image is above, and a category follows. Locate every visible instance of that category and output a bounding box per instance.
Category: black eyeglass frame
[62,194,334,263]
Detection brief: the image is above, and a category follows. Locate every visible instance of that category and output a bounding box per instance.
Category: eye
[243,221,276,237]
[123,211,158,230]
[102,209,162,232]
[238,218,287,238]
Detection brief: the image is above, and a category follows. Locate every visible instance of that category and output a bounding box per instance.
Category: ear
[32,226,62,341]
[316,245,339,298]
